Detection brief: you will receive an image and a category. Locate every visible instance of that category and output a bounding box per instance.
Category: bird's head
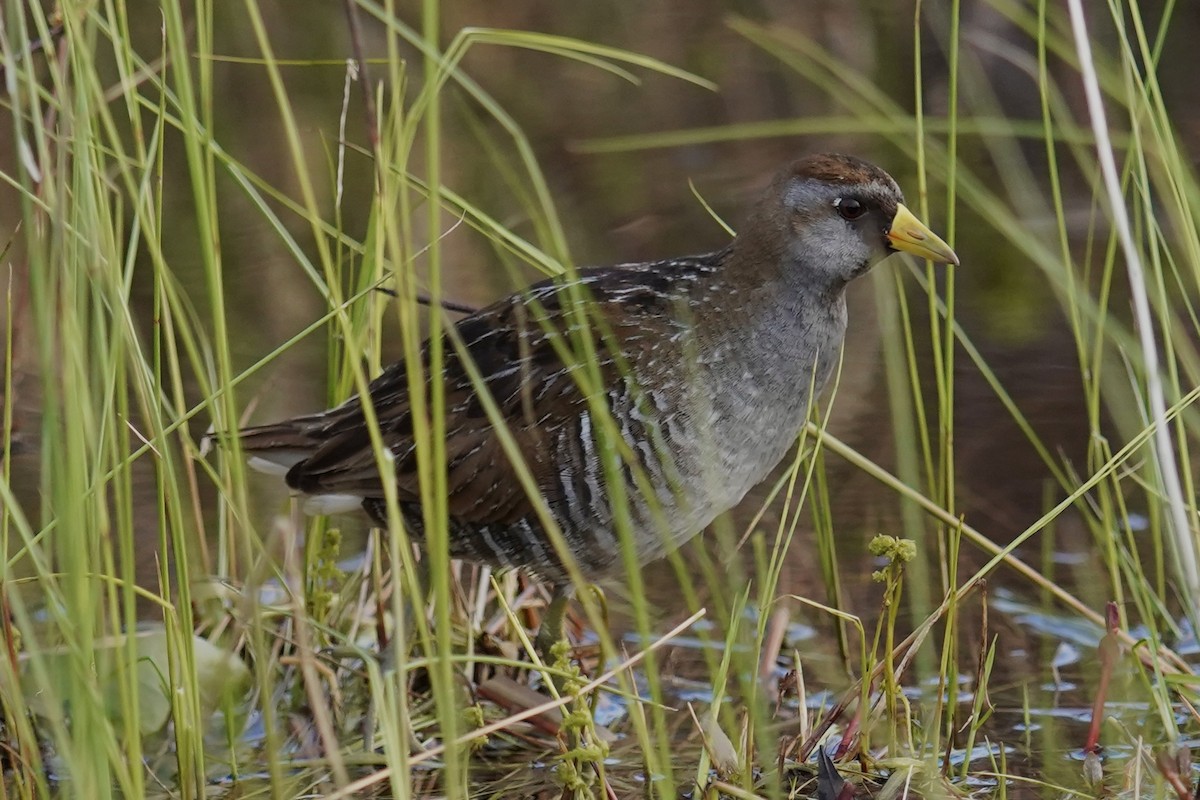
[750,153,959,288]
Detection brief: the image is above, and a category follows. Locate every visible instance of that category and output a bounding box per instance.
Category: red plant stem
[1084,601,1121,754]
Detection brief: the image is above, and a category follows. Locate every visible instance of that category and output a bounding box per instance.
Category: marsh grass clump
[3,1,1200,798]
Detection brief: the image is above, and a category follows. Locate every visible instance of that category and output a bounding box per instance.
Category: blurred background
[2,0,1196,620]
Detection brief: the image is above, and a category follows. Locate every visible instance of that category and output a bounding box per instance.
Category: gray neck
[691,232,852,388]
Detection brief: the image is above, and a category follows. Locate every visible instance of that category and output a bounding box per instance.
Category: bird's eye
[835,198,866,221]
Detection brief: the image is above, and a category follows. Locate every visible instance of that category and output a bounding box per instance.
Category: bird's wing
[282,270,672,526]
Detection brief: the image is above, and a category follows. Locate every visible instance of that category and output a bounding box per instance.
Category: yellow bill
[887,203,960,266]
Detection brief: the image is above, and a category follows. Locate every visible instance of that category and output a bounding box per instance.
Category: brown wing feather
[280,277,615,526]
[237,256,717,538]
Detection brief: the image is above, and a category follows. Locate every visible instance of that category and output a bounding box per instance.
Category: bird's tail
[202,416,326,476]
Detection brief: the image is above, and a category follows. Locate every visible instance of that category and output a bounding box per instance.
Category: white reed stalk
[1067,0,1199,605]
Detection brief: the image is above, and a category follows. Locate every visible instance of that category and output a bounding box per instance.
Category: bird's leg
[533,584,572,658]
[533,582,609,662]
[377,543,433,673]
[534,583,613,786]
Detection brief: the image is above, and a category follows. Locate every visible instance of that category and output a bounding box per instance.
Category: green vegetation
[1,1,1198,798]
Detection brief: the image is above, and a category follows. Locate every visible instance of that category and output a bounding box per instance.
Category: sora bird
[229,153,957,588]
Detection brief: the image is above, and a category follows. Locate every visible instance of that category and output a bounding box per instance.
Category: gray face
[781,174,905,285]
